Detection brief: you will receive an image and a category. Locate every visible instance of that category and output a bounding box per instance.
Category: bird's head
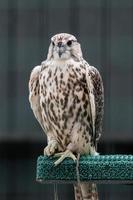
[47,33,83,61]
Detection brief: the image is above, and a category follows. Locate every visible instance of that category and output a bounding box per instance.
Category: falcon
[29,33,104,200]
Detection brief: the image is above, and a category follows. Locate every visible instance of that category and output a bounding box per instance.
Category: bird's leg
[44,139,59,156]
[54,149,77,166]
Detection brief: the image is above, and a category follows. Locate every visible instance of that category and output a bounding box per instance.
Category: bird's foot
[54,149,77,166]
[44,140,58,156]
[90,147,99,156]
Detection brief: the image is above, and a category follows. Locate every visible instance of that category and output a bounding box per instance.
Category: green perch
[36,155,133,184]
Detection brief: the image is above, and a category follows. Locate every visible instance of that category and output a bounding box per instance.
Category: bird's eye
[67,40,72,46]
[52,41,55,46]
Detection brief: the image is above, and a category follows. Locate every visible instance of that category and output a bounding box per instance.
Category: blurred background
[0,0,133,199]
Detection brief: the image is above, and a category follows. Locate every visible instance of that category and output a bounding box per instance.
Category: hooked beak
[58,45,65,57]
[59,50,63,57]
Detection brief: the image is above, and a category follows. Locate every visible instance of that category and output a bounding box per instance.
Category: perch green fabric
[36,155,133,183]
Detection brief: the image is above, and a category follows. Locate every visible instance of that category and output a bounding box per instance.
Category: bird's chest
[40,64,87,106]
[39,63,91,150]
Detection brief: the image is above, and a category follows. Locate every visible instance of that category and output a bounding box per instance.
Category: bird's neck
[52,57,74,66]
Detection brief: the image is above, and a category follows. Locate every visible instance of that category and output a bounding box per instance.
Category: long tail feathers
[74,184,83,200]
[75,153,99,200]
[74,183,99,200]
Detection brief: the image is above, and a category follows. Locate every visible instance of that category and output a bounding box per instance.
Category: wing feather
[29,65,45,132]
[85,63,104,144]
[85,67,96,135]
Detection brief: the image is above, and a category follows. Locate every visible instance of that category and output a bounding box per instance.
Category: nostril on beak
[58,42,62,47]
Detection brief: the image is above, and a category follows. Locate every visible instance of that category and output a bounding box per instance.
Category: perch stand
[36,155,133,184]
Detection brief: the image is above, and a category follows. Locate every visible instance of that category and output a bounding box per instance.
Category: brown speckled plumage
[29,33,104,200]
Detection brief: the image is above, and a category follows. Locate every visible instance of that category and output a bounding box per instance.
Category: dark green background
[1,0,133,142]
[0,0,133,199]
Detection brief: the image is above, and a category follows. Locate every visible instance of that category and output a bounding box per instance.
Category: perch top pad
[36,155,133,184]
